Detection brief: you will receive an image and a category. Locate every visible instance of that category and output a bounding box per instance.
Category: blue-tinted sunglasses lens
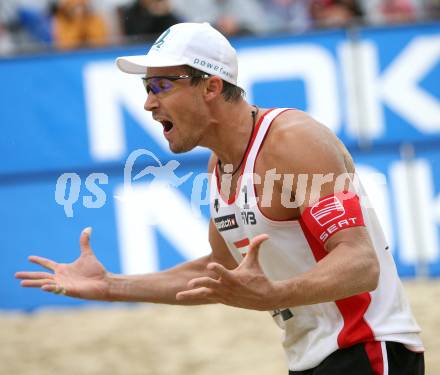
[143,78,174,94]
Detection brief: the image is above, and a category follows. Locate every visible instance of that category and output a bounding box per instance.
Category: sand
[0,280,438,375]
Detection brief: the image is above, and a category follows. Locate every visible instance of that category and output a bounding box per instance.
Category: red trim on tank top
[364,341,385,375]
[252,108,298,222]
[215,108,277,205]
[298,218,376,349]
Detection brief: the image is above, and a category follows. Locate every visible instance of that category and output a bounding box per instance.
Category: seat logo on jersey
[214,214,239,232]
[319,217,359,242]
[310,196,345,226]
[301,192,365,244]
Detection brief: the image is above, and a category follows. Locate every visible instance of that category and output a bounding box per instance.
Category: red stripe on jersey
[335,294,375,348]
[364,341,384,375]
[214,108,276,205]
[299,216,328,261]
[234,238,250,248]
[299,217,375,349]
[252,108,297,222]
[242,108,276,176]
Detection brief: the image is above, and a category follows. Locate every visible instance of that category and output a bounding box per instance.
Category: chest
[215,159,300,223]
[210,169,314,276]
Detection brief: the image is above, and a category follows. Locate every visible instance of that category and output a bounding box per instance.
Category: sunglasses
[141,74,210,95]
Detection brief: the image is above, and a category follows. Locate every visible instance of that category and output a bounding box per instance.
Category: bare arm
[273,227,379,308]
[259,111,379,308]
[109,219,238,304]
[108,255,213,304]
[106,153,237,304]
[16,155,237,305]
[15,222,237,305]
[176,112,379,310]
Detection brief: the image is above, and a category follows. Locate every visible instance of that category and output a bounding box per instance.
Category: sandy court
[0,280,439,375]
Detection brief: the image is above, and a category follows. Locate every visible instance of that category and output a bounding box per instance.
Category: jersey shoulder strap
[243,108,292,174]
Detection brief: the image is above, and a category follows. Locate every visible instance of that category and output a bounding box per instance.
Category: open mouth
[161,120,174,133]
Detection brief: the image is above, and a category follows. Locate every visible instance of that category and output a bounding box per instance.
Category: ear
[204,76,223,102]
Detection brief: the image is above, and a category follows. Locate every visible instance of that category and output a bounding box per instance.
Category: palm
[52,252,108,299]
[16,228,110,300]
[176,234,279,310]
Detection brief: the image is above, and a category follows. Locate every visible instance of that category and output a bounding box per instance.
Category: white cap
[116,22,238,85]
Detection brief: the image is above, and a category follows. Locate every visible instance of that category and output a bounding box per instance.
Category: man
[16,22,424,374]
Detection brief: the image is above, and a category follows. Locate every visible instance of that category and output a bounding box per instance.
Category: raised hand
[176,234,283,311]
[15,227,111,300]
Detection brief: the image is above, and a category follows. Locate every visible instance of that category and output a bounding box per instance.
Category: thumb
[243,234,269,265]
[79,227,93,255]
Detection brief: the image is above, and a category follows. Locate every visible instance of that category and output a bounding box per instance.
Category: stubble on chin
[169,134,201,154]
[169,140,195,154]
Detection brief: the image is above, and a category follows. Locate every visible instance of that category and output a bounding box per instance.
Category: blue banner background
[1,22,439,310]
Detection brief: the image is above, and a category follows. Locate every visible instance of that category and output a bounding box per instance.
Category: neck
[201,101,259,168]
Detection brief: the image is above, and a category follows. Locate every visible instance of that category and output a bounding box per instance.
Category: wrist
[105,272,121,301]
[272,279,298,310]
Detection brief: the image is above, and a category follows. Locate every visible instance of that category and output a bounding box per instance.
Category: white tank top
[209,108,423,371]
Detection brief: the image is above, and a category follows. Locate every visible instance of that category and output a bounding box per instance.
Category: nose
[144,92,159,112]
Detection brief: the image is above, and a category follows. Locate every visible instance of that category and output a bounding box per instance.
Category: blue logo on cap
[153,28,171,49]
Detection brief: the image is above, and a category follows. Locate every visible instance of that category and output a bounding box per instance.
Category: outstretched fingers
[177,276,222,302]
[42,284,67,295]
[176,287,216,302]
[20,279,55,288]
[28,256,58,271]
[207,262,232,279]
[187,276,220,290]
[79,227,93,255]
[243,234,269,264]
[15,271,54,280]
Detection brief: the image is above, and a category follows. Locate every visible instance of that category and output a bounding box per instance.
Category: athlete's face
[143,66,211,154]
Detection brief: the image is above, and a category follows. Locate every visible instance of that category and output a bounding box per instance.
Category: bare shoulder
[261,109,354,175]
